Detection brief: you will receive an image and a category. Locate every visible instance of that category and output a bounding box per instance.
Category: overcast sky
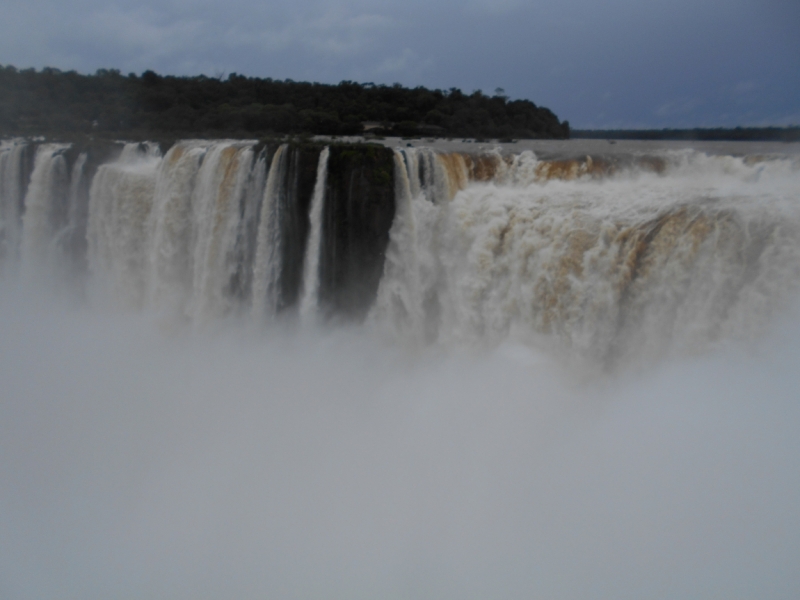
[1,0,798,128]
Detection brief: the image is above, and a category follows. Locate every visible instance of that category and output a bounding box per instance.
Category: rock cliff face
[0,137,397,320]
[320,145,396,318]
[271,144,322,311]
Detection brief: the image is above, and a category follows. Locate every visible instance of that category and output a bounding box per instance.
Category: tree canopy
[0,65,570,139]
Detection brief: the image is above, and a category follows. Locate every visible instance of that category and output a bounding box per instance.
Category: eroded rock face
[272,144,323,311]
[320,144,396,319]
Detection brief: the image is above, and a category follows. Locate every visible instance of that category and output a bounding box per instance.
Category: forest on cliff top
[0,65,570,140]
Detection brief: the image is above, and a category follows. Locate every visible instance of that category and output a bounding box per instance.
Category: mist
[2,138,800,598]
[1,274,799,600]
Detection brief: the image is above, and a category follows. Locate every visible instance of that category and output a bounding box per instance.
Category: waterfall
[370,150,429,340]
[85,139,258,319]
[230,149,269,302]
[299,146,329,322]
[145,141,208,314]
[188,141,255,322]
[372,149,800,364]
[52,151,88,266]
[0,140,28,265]
[252,144,288,320]
[87,143,161,307]
[20,143,71,275]
[1,135,799,364]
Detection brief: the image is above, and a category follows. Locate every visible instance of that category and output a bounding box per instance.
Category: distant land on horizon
[572,127,800,142]
[3,64,797,144]
[0,64,569,141]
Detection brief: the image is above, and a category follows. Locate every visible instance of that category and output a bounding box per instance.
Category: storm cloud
[0,0,798,127]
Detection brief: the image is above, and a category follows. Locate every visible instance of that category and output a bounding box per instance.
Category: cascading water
[252,144,288,320]
[3,137,800,600]
[87,143,162,307]
[299,146,330,322]
[20,143,72,275]
[1,136,799,365]
[187,141,255,322]
[145,141,209,313]
[372,147,800,365]
[0,139,28,265]
[57,151,88,263]
[370,150,433,342]
[85,140,261,319]
[230,148,270,302]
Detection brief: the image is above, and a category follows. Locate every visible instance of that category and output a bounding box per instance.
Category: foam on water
[20,143,71,275]
[372,147,800,367]
[87,143,162,307]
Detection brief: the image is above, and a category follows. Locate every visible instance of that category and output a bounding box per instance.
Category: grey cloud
[0,0,798,126]
[376,48,434,80]
[84,6,205,58]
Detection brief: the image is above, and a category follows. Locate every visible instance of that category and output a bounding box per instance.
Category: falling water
[2,137,800,600]
[1,137,797,361]
[372,147,800,365]
[20,143,71,275]
[252,144,288,320]
[51,151,89,267]
[299,146,330,322]
[230,149,269,302]
[145,141,208,313]
[0,139,28,265]
[87,143,162,307]
[187,141,255,322]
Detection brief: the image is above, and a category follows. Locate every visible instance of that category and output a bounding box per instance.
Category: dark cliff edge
[271,144,323,311]
[231,140,396,320]
[4,135,397,321]
[320,145,396,320]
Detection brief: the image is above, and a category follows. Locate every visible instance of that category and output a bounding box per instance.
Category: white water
[1,138,800,599]
[299,146,330,322]
[252,144,287,320]
[373,148,800,366]
[87,143,162,308]
[187,141,254,322]
[20,143,71,275]
[0,139,27,265]
[145,141,208,314]
[11,139,797,358]
[58,152,88,255]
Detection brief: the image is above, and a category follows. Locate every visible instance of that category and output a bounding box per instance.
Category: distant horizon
[0,0,796,130]
[2,62,798,135]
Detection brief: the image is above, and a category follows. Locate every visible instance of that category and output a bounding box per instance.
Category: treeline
[572,127,800,142]
[0,65,569,140]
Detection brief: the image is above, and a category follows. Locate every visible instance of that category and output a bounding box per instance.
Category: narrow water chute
[299,146,330,322]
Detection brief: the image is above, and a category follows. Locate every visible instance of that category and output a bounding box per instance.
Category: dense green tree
[0,64,570,139]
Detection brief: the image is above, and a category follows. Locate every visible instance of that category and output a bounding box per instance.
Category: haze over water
[1,138,800,599]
